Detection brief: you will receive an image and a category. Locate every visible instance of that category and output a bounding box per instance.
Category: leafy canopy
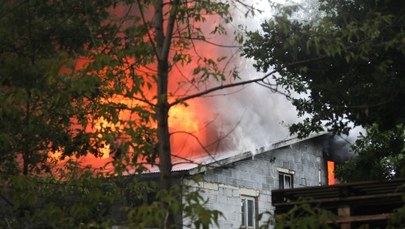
[335,124,405,182]
[243,0,405,137]
[0,0,118,175]
[243,0,405,182]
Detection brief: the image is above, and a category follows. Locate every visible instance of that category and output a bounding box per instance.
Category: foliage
[0,0,118,176]
[0,168,223,229]
[258,199,337,229]
[0,0,263,228]
[0,164,122,228]
[125,182,222,229]
[273,201,336,229]
[335,124,405,182]
[259,197,405,229]
[74,0,260,228]
[243,0,405,182]
[243,0,405,137]
[182,179,223,229]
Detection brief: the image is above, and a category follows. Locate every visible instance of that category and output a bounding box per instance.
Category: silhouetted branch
[172,35,243,48]
[170,70,277,107]
[162,0,180,61]
[136,0,158,59]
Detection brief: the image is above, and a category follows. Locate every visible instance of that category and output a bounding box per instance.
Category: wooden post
[338,206,351,229]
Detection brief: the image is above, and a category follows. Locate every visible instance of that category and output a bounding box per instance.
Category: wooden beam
[273,192,403,207]
[334,213,393,223]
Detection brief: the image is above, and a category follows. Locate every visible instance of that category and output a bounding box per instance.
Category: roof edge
[188,132,329,175]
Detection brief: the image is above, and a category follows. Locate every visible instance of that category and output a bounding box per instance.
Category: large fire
[52,3,235,172]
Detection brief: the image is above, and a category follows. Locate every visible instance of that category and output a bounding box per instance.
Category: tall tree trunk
[154,0,177,227]
[154,0,172,191]
[157,60,173,228]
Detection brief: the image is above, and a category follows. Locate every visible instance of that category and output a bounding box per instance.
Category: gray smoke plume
[201,1,300,153]
[172,0,360,162]
[202,0,358,160]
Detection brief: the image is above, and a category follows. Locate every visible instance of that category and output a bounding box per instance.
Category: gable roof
[189,132,328,175]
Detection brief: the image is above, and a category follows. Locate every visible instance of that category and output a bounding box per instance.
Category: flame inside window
[327,160,335,185]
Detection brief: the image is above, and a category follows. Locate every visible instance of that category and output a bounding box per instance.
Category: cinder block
[225,177,237,186]
[203,182,219,191]
[262,183,270,190]
[224,188,233,197]
[240,188,259,196]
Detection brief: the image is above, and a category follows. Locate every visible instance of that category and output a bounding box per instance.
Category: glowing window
[327,160,336,185]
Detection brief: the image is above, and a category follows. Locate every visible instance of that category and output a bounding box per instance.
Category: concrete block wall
[185,138,327,228]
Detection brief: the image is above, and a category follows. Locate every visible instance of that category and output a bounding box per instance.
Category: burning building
[0,1,356,228]
[53,2,348,227]
[122,132,340,228]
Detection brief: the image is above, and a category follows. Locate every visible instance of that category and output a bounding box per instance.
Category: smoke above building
[75,0,355,169]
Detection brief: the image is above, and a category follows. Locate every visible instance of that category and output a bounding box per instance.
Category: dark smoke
[322,134,354,163]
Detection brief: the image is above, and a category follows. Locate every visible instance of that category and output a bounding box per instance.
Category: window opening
[241,196,256,229]
[279,172,293,189]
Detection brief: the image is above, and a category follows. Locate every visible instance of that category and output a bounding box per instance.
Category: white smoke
[172,0,334,157]
[203,0,301,153]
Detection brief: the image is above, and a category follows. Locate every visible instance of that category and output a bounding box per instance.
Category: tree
[0,1,132,227]
[243,0,405,181]
[335,124,405,182]
[84,1,275,227]
[243,0,405,136]
[0,164,125,228]
[1,0,276,228]
[0,0,117,175]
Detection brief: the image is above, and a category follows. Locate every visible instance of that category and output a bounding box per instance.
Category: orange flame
[327,160,335,185]
[57,57,215,170]
[53,3,230,171]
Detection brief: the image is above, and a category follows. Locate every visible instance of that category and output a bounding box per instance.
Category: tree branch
[136,0,158,59]
[161,0,180,61]
[169,52,329,107]
[170,70,276,107]
[255,81,292,100]
[171,35,243,48]
[170,130,219,164]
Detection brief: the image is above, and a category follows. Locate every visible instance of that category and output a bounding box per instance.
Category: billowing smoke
[322,134,354,163]
[206,76,299,153]
[79,1,357,167]
[196,0,358,161]
[192,1,300,154]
